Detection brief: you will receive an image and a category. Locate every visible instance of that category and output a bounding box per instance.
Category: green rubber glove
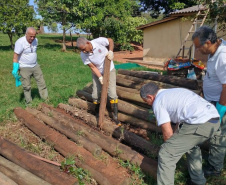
[216,102,226,123]
[12,62,19,78]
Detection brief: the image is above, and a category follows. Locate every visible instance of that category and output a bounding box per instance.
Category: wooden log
[0,136,78,185]
[117,69,199,90]
[117,74,179,89]
[68,98,161,133]
[57,103,160,157]
[0,171,18,185]
[41,103,158,178]
[26,108,102,157]
[83,83,151,108]
[83,84,149,109]
[0,156,51,185]
[117,85,140,94]
[99,57,111,128]
[14,107,131,185]
[76,90,156,123]
[116,74,200,94]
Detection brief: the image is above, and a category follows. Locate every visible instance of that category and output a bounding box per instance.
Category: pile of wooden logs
[6,69,201,185]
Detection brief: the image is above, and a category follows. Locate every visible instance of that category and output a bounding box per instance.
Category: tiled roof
[136,17,178,30]
[170,5,206,15]
[136,5,207,30]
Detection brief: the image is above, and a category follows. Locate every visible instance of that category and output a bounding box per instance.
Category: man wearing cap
[12,27,48,105]
[140,82,220,185]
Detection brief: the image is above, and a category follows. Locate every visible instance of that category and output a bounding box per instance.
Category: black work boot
[110,99,121,126]
[93,101,100,117]
[203,163,221,177]
[186,178,205,185]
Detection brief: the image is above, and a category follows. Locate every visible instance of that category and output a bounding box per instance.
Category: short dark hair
[192,26,217,45]
[140,82,160,99]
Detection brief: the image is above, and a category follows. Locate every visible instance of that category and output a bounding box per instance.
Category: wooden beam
[99,57,111,128]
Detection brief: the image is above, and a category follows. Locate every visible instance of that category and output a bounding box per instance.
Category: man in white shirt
[192,26,226,176]
[76,37,119,125]
[140,82,220,185]
[12,27,48,105]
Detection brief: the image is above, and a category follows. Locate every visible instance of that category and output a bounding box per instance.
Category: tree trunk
[0,156,51,185]
[0,135,78,185]
[62,27,66,51]
[117,69,199,90]
[14,107,131,185]
[26,108,102,156]
[7,32,14,49]
[70,30,73,47]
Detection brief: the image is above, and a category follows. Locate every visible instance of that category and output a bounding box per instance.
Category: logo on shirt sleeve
[98,49,102,53]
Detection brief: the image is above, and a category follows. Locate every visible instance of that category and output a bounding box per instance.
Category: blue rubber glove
[15,75,21,87]
[12,62,19,78]
[216,102,226,123]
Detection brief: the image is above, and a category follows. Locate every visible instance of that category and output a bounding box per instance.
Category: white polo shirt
[153,88,219,126]
[203,39,226,101]
[80,37,114,74]
[14,36,38,68]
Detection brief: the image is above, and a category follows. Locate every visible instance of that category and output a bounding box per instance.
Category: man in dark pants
[140,82,220,185]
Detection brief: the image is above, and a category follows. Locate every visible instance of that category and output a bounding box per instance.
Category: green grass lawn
[0,33,225,185]
[0,33,91,122]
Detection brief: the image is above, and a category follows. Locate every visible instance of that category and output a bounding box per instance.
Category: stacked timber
[56,69,201,182]
[0,135,78,185]
[9,69,202,184]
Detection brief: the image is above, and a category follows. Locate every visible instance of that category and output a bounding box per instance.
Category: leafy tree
[79,0,146,50]
[139,0,198,18]
[203,0,226,34]
[0,0,36,49]
[36,0,94,51]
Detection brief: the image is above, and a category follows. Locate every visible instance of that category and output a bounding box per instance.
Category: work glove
[99,76,103,85]
[106,50,114,61]
[216,102,226,123]
[12,62,20,78]
[15,75,22,87]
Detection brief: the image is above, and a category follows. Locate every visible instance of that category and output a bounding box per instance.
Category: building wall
[143,18,193,61]
[143,18,226,65]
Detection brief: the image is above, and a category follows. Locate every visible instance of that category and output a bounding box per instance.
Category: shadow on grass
[0,45,13,51]
[40,35,80,42]
[39,43,62,50]
[19,88,41,102]
[39,43,78,52]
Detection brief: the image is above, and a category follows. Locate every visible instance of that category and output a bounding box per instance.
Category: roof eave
[136,17,179,30]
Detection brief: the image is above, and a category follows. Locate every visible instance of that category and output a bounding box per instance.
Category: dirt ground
[113,44,143,63]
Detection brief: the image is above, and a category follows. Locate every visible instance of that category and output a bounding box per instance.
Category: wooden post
[98,57,111,128]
